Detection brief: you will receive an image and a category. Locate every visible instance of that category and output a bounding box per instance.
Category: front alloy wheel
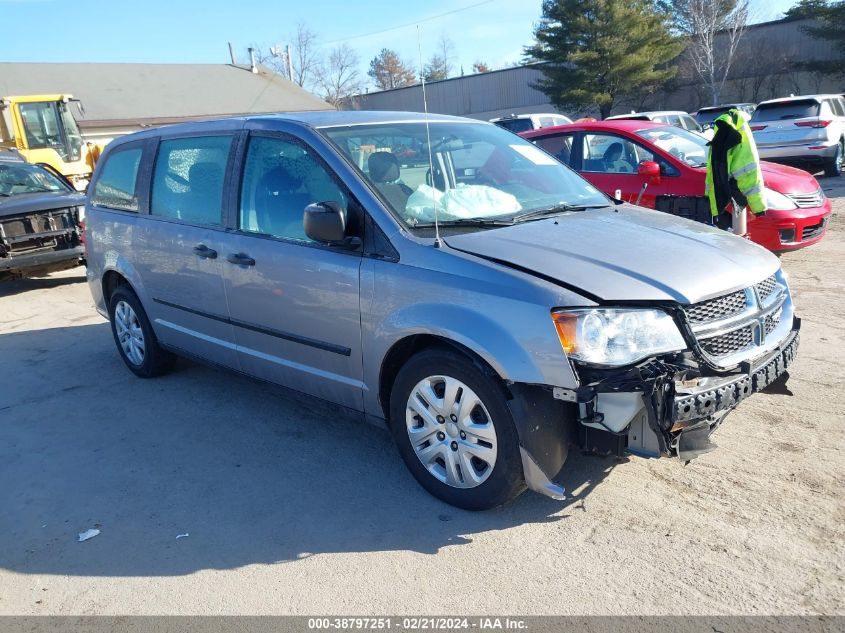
[406,375,498,488]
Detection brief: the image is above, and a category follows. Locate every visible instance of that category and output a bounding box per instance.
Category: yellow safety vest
[706,109,766,216]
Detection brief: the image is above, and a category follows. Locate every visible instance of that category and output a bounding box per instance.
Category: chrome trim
[689,270,794,369]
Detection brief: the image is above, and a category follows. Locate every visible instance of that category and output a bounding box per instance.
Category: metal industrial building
[345,16,842,120]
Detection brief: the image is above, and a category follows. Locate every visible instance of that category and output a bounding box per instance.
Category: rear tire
[389,347,525,510]
[108,285,175,378]
[824,140,843,177]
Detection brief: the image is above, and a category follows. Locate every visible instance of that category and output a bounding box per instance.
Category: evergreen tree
[368,49,417,90]
[796,0,845,77]
[525,0,681,118]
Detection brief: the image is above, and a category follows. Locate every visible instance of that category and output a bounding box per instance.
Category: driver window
[532,133,574,165]
[581,134,637,174]
[150,135,232,225]
[239,135,348,242]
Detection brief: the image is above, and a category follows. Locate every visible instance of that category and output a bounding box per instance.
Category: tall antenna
[417,25,442,248]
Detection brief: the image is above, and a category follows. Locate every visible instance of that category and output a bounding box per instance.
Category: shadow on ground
[0,321,619,577]
[0,269,87,297]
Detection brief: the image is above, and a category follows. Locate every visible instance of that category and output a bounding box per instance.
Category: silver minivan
[84,112,800,510]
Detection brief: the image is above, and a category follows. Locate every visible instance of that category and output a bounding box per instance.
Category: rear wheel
[824,140,843,177]
[108,285,175,378]
[389,348,525,510]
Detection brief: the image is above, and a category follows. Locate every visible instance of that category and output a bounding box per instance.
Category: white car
[606,110,710,138]
[490,113,572,133]
[750,94,845,177]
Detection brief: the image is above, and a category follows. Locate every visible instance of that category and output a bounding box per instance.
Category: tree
[423,55,448,81]
[798,0,845,78]
[784,0,829,18]
[659,0,750,105]
[423,33,455,81]
[368,49,417,90]
[289,23,321,91]
[525,0,681,119]
[472,61,492,73]
[318,43,363,109]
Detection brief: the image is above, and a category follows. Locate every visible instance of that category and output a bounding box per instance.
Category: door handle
[226,252,256,266]
[193,244,217,259]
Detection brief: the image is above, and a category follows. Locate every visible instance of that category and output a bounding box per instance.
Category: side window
[239,135,348,243]
[828,98,845,117]
[538,116,555,128]
[532,133,574,165]
[820,101,834,118]
[681,115,701,131]
[652,115,668,124]
[91,146,143,211]
[150,135,232,225]
[581,134,637,174]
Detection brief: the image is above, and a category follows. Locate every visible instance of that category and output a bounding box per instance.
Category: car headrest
[368,152,400,183]
[603,142,623,161]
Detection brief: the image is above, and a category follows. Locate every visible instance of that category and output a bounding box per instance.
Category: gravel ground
[0,178,843,616]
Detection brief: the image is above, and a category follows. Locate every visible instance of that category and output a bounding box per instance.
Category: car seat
[368,152,413,212]
[602,143,634,173]
[254,166,311,238]
[183,161,224,223]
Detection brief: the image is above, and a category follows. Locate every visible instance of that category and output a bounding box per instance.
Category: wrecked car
[0,149,85,279]
[83,112,799,510]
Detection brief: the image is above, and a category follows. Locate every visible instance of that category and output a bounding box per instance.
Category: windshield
[752,100,820,122]
[320,121,609,226]
[636,126,708,168]
[494,118,533,133]
[0,162,71,196]
[695,108,731,126]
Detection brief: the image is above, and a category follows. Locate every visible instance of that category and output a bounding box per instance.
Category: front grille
[755,275,777,303]
[801,217,828,241]
[700,325,755,357]
[0,208,77,257]
[764,311,781,336]
[786,189,825,209]
[687,290,746,324]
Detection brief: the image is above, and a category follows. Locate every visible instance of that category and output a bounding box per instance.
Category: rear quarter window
[91,146,143,211]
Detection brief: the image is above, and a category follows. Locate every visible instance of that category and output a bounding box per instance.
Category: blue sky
[2,0,798,90]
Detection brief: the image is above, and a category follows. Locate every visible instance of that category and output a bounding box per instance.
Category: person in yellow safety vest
[705,108,767,230]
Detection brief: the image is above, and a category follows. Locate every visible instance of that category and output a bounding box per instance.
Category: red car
[521,120,832,251]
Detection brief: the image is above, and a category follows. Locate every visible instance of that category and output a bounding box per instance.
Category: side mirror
[637,160,661,184]
[304,201,359,248]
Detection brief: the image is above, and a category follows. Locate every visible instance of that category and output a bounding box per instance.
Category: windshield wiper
[512,203,609,222]
[412,217,514,228]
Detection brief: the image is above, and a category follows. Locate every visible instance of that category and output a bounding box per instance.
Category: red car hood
[692,161,820,194]
[759,161,820,194]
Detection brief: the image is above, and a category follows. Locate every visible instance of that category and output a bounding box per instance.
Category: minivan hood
[445,205,780,303]
[0,191,85,219]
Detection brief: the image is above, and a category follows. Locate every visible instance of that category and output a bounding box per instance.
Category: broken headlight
[551,308,686,366]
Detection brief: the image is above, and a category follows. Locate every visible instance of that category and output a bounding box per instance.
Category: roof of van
[104,111,482,142]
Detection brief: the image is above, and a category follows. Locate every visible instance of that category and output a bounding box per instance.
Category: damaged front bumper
[565,319,800,463]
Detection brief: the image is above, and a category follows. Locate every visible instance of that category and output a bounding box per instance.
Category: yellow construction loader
[0,94,102,191]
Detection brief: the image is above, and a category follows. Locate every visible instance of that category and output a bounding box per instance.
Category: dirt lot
[1,178,843,616]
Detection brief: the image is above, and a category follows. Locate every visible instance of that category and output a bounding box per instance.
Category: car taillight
[795,120,831,128]
[750,124,767,131]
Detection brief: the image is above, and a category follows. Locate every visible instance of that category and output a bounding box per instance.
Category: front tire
[389,347,525,510]
[824,140,843,177]
[108,285,175,378]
